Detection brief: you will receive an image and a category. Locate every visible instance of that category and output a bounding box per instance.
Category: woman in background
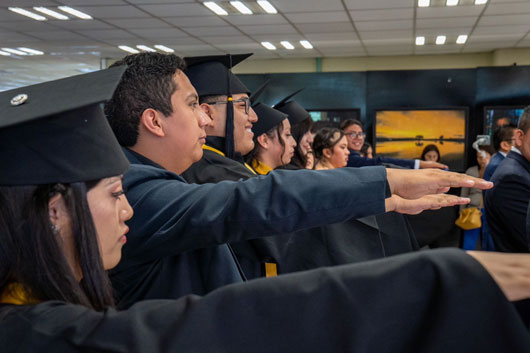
[246,103,296,175]
[421,144,441,162]
[313,127,350,170]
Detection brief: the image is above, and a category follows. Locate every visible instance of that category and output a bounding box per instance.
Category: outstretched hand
[419,160,448,170]
[386,168,493,200]
[467,251,530,301]
[385,194,470,215]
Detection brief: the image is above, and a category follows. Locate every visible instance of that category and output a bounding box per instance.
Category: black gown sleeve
[2,249,529,353]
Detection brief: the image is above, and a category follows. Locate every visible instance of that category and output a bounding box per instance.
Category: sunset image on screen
[375,110,466,171]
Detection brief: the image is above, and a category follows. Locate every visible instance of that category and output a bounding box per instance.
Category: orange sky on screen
[376,110,465,139]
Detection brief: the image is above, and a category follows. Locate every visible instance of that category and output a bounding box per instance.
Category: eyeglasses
[210,97,250,115]
[345,132,365,138]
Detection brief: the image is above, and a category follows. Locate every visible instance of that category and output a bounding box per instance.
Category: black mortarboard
[185,53,252,159]
[249,79,270,105]
[252,103,288,138]
[0,66,129,186]
[273,88,310,125]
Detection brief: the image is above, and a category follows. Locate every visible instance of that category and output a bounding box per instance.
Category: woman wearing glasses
[340,119,448,169]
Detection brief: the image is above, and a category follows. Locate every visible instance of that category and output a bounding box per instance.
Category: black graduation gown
[111,148,389,308]
[182,137,418,279]
[2,249,529,353]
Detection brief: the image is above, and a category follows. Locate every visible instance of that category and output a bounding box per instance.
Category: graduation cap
[249,79,270,105]
[273,88,311,125]
[252,103,288,138]
[0,66,129,186]
[185,53,252,159]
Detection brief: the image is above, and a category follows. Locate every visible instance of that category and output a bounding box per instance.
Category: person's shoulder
[125,164,184,186]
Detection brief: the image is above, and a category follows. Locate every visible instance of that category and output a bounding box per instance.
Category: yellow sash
[250,160,273,175]
[0,283,35,305]
[202,145,257,175]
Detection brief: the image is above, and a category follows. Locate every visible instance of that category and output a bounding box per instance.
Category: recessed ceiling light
[57,6,92,19]
[261,41,276,50]
[257,0,277,14]
[154,45,175,53]
[436,35,446,45]
[203,2,228,16]
[446,0,459,6]
[230,1,253,14]
[300,40,313,49]
[33,7,69,20]
[1,48,28,55]
[415,36,426,45]
[18,47,44,55]
[418,0,430,7]
[280,41,295,50]
[118,45,140,54]
[8,7,46,21]
[136,45,156,52]
[475,0,487,4]
[456,35,468,44]
[0,50,11,56]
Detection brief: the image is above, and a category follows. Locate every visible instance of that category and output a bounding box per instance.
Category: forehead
[175,71,197,95]
[344,124,362,132]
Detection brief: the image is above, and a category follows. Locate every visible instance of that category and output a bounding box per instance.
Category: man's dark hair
[518,106,530,133]
[492,124,516,152]
[104,53,186,147]
[339,119,363,131]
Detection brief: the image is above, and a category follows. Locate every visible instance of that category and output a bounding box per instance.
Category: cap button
[10,93,28,106]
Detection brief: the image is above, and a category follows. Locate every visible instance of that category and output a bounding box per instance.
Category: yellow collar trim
[202,145,257,175]
[0,283,37,305]
[250,160,273,175]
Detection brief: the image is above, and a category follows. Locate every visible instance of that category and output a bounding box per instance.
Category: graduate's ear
[139,108,165,137]
[323,147,333,159]
[256,133,269,149]
[200,103,215,120]
[48,193,70,234]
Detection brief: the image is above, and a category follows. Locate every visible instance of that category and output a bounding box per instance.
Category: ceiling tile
[344,0,412,10]
[311,39,361,48]
[225,14,288,26]
[128,27,189,39]
[469,33,523,43]
[0,31,42,43]
[473,24,530,35]
[416,27,473,36]
[127,0,193,3]
[201,35,253,45]
[303,32,359,41]
[104,18,172,29]
[78,29,139,40]
[283,12,349,24]
[359,30,412,40]
[55,0,127,4]
[240,24,297,35]
[356,19,412,31]
[24,30,92,41]
[416,16,477,29]
[164,16,227,27]
[485,2,530,15]
[364,38,412,46]
[478,14,530,26]
[138,4,212,17]
[0,21,58,32]
[181,26,242,37]
[215,43,263,51]
[417,6,484,18]
[296,22,353,33]
[74,6,149,19]
[50,19,116,31]
[270,0,344,12]
[349,8,413,21]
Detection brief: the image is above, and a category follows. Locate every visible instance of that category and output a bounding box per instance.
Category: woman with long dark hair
[246,103,297,174]
[3,69,530,353]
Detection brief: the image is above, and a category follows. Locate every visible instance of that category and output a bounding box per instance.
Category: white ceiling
[1,0,530,90]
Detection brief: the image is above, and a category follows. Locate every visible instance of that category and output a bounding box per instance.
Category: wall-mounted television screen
[375,109,467,171]
[483,106,525,137]
[308,109,361,128]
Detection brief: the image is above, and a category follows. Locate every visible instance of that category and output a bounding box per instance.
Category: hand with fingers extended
[386,168,493,200]
[385,194,470,215]
[419,160,449,170]
[467,251,530,301]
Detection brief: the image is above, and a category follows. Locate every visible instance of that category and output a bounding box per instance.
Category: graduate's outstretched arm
[419,160,448,169]
[385,194,470,215]
[386,168,493,200]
